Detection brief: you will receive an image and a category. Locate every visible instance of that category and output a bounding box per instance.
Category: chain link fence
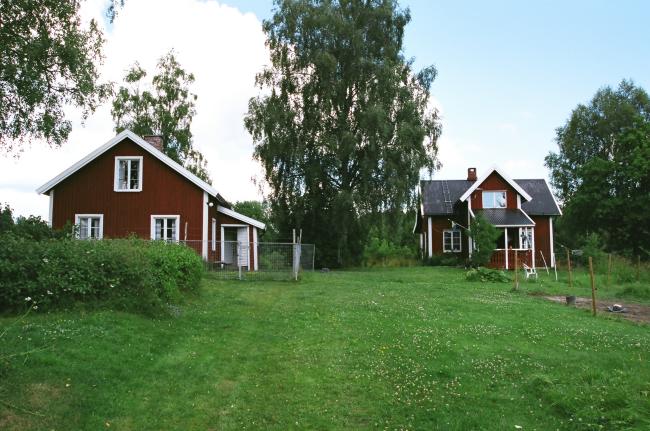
[180,241,315,280]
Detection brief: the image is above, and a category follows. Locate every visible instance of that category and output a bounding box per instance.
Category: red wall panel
[52,138,204,240]
[471,172,519,209]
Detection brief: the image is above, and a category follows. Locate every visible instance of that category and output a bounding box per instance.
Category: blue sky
[227,0,650,179]
[2,0,648,218]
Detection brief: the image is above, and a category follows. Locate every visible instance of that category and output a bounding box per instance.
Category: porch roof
[475,209,535,227]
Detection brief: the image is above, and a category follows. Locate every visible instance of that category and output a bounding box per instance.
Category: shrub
[363,237,417,267]
[425,254,464,267]
[468,213,500,267]
[466,267,510,283]
[0,235,203,314]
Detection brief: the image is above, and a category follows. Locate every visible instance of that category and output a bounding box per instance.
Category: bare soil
[543,295,650,324]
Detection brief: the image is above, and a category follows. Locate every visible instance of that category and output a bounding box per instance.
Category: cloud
[0,0,269,219]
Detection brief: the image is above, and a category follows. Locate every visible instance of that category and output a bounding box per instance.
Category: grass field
[1,267,649,430]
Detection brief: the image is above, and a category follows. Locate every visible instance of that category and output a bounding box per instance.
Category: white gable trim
[36,130,221,199]
[459,165,532,203]
[217,205,266,230]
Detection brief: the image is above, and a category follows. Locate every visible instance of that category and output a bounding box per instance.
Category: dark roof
[514,179,562,216]
[420,178,561,216]
[475,209,535,226]
[420,180,473,215]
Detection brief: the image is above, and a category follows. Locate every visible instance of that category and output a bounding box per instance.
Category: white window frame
[114,156,143,192]
[482,190,507,208]
[75,214,104,239]
[519,227,534,250]
[150,215,180,242]
[443,229,462,253]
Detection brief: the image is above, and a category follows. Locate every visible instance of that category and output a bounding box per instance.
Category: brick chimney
[143,135,164,152]
[467,167,477,181]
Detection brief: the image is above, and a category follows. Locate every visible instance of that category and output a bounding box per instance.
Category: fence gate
[181,240,315,281]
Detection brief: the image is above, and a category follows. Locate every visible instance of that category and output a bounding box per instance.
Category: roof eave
[459,165,533,203]
[217,205,266,230]
[35,130,223,200]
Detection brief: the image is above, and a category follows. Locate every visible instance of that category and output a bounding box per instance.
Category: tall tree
[545,80,650,256]
[111,51,211,182]
[245,0,441,266]
[0,0,110,152]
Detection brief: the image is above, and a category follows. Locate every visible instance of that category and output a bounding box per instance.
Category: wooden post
[637,256,641,282]
[184,222,188,242]
[566,248,573,288]
[513,250,519,290]
[606,253,612,287]
[589,256,597,316]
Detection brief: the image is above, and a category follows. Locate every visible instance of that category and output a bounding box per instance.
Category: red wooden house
[415,166,562,269]
[36,130,265,270]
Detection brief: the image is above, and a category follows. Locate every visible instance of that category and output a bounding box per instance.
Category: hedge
[0,235,203,314]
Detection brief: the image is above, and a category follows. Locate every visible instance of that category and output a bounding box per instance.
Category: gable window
[75,214,103,239]
[443,229,462,252]
[114,156,143,191]
[151,215,179,242]
[482,191,507,208]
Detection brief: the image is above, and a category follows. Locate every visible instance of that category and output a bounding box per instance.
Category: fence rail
[180,240,315,280]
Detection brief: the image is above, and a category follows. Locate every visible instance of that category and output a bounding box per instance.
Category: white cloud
[0,0,269,219]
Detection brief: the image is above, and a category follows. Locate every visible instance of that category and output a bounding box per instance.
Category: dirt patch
[27,383,61,409]
[0,408,34,431]
[543,295,650,324]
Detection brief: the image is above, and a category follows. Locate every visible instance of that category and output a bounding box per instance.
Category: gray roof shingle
[514,179,562,216]
[475,209,535,226]
[420,178,561,216]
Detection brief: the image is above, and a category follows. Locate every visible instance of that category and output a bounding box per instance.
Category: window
[114,157,143,191]
[520,227,533,249]
[482,191,507,208]
[443,229,462,252]
[151,216,179,241]
[75,214,103,239]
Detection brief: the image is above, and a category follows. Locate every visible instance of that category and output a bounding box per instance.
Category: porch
[485,225,535,270]
[488,249,533,270]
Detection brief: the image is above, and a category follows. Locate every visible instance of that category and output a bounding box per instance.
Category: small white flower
[25,296,32,302]
[43,258,49,263]
[33,305,38,310]
[47,290,53,295]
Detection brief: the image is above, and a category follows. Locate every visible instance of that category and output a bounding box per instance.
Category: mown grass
[1,267,649,430]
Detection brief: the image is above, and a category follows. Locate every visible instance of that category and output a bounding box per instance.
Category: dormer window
[114,156,143,192]
[482,191,507,208]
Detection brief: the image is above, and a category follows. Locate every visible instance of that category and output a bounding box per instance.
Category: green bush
[468,213,500,268]
[425,254,464,267]
[363,237,418,267]
[465,267,510,283]
[0,235,203,314]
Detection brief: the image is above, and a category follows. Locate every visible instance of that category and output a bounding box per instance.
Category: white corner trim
[113,156,143,192]
[36,129,222,199]
[48,190,54,227]
[217,205,266,229]
[427,217,433,258]
[459,165,532,203]
[211,218,217,252]
[74,214,104,239]
[253,227,259,271]
[150,215,180,241]
[202,192,208,260]
[550,217,555,267]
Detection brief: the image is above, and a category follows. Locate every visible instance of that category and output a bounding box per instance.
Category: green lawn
[1,267,649,430]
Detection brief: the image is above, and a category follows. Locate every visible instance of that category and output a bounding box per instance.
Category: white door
[237,227,249,268]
